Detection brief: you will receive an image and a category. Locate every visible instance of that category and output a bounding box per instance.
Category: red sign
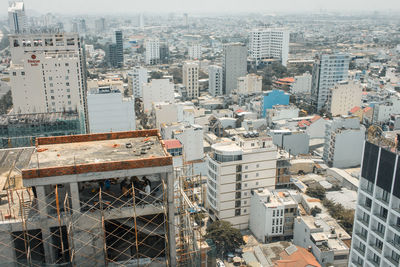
[28,54,40,66]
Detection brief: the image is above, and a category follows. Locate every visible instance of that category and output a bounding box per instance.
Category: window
[392,251,400,263]
[51,96,55,100]
[235,209,241,216]
[256,182,259,186]
[256,164,260,168]
[67,95,71,99]
[372,254,380,264]
[377,222,385,235]
[245,166,248,170]
[280,218,282,224]
[375,239,383,250]
[365,197,372,208]
[379,207,388,220]
[65,76,69,80]
[49,76,53,81]
[13,72,16,76]
[66,82,70,86]
[21,72,25,76]
[65,63,69,66]
[256,173,259,177]
[273,210,275,217]
[67,89,70,92]
[272,227,275,233]
[50,83,53,87]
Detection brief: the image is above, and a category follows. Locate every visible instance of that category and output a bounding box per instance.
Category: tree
[322,199,354,235]
[0,91,13,114]
[150,71,163,79]
[205,220,244,257]
[310,207,322,217]
[305,184,326,200]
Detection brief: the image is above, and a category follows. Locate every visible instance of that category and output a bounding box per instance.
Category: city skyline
[6,0,400,15]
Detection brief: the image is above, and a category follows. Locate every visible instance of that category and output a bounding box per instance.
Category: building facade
[311,53,350,112]
[223,43,247,95]
[87,87,135,133]
[349,141,400,267]
[328,81,362,117]
[188,44,201,60]
[249,28,290,67]
[291,72,312,95]
[237,74,262,95]
[127,67,149,98]
[208,65,223,97]
[8,1,27,34]
[145,39,160,65]
[115,30,123,67]
[142,79,175,112]
[262,90,290,118]
[183,61,199,99]
[9,33,88,132]
[207,134,277,229]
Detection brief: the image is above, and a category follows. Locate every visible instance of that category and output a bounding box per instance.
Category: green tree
[322,199,354,235]
[0,91,13,114]
[310,207,322,217]
[305,184,326,200]
[150,71,163,79]
[205,220,244,257]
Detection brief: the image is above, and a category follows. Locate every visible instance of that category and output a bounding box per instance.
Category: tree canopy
[205,220,244,257]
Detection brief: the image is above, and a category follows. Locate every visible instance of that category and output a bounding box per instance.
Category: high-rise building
[159,42,169,64]
[145,39,160,65]
[115,30,123,67]
[223,43,247,95]
[127,67,149,98]
[208,65,223,97]
[183,61,199,99]
[349,140,400,267]
[9,33,88,131]
[8,1,27,34]
[78,19,87,34]
[95,18,106,33]
[311,53,350,111]
[139,13,145,29]
[249,28,290,67]
[207,133,277,229]
[290,72,312,95]
[188,44,201,60]
[106,43,118,68]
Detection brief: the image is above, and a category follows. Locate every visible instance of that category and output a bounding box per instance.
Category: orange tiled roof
[363,107,372,112]
[164,139,182,150]
[310,115,321,123]
[275,246,321,267]
[350,106,361,113]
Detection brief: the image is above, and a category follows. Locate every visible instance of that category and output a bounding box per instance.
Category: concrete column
[165,172,176,267]
[69,182,81,212]
[35,186,47,218]
[0,227,17,266]
[35,186,56,264]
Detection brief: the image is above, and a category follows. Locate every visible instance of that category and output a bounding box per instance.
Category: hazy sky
[11,0,400,14]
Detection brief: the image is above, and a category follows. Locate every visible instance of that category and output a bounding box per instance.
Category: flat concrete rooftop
[22,130,172,179]
[28,136,165,169]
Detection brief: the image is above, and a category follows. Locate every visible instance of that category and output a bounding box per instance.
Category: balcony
[369,243,383,255]
[359,202,371,212]
[353,246,366,257]
[360,186,374,197]
[373,212,387,223]
[358,218,369,228]
[384,255,400,266]
[375,196,390,207]
[355,232,367,242]
[371,229,385,239]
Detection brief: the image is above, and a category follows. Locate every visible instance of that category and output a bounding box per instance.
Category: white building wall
[329,81,362,117]
[188,44,201,60]
[249,28,290,66]
[153,102,178,129]
[331,129,365,168]
[223,43,247,95]
[291,72,312,94]
[128,67,148,98]
[174,125,204,162]
[142,79,175,112]
[87,91,135,133]
[145,39,160,65]
[306,118,329,139]
[237,74,262,95]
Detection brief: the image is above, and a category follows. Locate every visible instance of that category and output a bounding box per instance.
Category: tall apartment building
[249,28,290,67]
[142,79,175,111]
[159,42,170,64]
[115,30,124,67]
[311,53,350,111]
[208,65,223,97]
[8,1,27,34]
[237,74,262,95]
[183,61,199,99]
[328,81,362,117]
[87,87,135,133]
[127,67,148,98]
[207,133,277,229]
[9,33,88,132]
[188,44,201,60]
[349,141,400,267]
[223,43,247,95]
[106,43,118,68]
[145,39,160,65]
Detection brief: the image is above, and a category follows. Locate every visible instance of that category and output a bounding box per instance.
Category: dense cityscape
[0,1,399,266]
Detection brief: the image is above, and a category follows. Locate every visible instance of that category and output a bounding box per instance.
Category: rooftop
[23,130,172,179]
[275,245,321,267]
[0,112,79,126]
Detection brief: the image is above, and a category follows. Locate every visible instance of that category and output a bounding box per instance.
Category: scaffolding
[0,180,171,267]
[174,164,215,267]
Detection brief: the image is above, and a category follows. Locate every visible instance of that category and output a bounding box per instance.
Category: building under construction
[0,112,83,148]
[0,129,216,267]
